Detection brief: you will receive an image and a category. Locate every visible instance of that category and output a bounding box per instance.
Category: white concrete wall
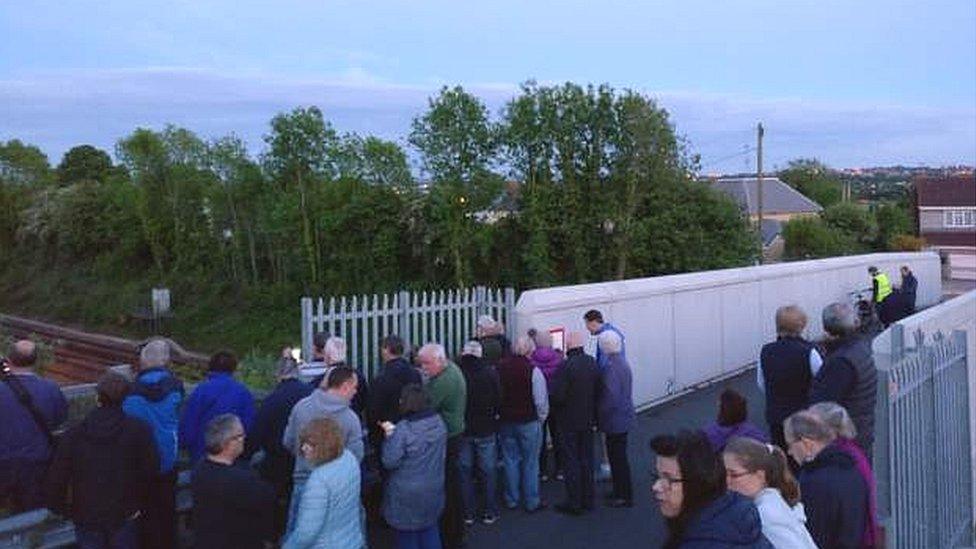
[872,290,976,527]
[515,252,942,410]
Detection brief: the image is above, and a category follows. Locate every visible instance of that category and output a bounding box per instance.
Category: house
[709,176,823,261]
[915,175,976,280]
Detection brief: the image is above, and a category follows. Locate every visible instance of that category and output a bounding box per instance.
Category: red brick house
[915,175,976,279]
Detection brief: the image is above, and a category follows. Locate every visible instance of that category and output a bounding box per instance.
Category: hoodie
[529,346,563,388]
[282,389,364,482]
[122,367,184,474]
[45,406,159,529]
[381,409,447,530]
[179,371,256,463]
[679,491,774,548]
[702,421,769,453]
[799,443,869,549]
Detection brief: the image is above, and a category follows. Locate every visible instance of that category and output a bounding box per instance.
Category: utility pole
[757,122,764,264]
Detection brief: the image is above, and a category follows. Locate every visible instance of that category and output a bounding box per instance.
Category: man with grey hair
[418,342,467,548]
[123,337,185,549]
[192,414,274,549]
[809,302,877,461]
[1,339,68,512]
[458,339,502,525]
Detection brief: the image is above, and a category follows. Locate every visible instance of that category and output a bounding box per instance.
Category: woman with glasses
[650,430,772,548]
[722,437,817,548]
[283,418,364,549]
[784,410,869,549]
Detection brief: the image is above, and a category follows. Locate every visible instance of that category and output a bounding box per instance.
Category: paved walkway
[369,370,766,549]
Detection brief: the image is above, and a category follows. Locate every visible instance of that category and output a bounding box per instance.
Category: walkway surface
[368,369,766,549]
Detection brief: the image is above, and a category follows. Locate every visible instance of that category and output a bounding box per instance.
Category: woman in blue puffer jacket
[282,418,364,549]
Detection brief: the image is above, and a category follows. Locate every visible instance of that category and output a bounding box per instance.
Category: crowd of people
[0,277,895,548]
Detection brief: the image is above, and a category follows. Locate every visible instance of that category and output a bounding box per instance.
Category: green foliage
[57,145,115,185]
[782,216,854,259]
[874,201,913,248]
[0,82,759,382]
[889,234,925,252]
[822,202,877,252]
[779,159,843,207]
[237,352,278,392]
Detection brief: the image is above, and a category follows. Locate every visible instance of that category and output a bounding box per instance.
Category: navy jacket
[550,348,600,432]
[179,372,256,463]
[0,373,67,463]
[678,492,774,548]
[597,353,635,434]
[459,354,502,437]
[760,336,816,426]
[250,378,313,486]
[366,357,422,444]
[799,443,869,549]
[191,459,275,549]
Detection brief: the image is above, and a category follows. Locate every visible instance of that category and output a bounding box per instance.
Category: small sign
[549,327,565,353]
[151,288,171,317]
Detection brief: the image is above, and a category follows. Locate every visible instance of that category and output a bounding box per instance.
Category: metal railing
[301,287,516,379]
[876,324,974,548]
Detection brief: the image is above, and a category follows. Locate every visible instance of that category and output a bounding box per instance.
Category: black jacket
[191,459,276,549]
[367,357,422,444]
[810,335,877,456]
[459,354,502,437]
[549,348,599,432]
[249,378,313,486]
[44,406,158,529]
[799,443,869,549]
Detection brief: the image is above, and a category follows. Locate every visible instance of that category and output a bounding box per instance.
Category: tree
[0,140,52,186]
[57,145,114,184]
[410,87,503,287]
[874,201,913,250]
[336,135,413,188]
[263,106,339,286]
[782,216,854,259]
[822,202,877,252]
[779,159,843,207]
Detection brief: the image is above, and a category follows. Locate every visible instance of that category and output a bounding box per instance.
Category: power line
[699,145,757,170]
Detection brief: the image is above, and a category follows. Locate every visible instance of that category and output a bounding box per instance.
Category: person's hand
[380,421,396,437]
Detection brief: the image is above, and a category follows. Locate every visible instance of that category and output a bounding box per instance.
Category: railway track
[0,314,207,384]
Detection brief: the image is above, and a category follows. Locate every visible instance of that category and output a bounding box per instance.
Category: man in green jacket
[418,343,467,548]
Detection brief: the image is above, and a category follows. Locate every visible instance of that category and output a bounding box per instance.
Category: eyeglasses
[650,471,685,489]
[726,469,754,479]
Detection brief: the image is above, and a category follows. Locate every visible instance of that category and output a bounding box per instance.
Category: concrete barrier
[515,252,942,410]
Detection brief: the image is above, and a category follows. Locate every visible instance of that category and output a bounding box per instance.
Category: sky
[2,0,974,174]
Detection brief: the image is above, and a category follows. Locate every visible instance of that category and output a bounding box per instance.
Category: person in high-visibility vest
[868,266,892,304]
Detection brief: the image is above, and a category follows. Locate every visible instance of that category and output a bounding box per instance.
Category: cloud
[0,67,972,170]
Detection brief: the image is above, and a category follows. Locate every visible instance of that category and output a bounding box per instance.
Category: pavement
[368,370,766,549]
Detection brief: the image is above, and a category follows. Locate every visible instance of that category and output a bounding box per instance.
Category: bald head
[7,340,37,369]
[565,331,585,350]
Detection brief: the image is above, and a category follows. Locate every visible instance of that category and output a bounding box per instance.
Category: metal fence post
[398,291,411,352]
[505,287,516,342]
[475,286,487,317]
[301,297,313,365]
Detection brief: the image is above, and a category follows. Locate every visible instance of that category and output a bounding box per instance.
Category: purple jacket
[529,347,563,388]
[835,437,880,548]
[703,421,768,453]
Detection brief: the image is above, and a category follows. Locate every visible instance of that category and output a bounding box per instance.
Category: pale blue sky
[2,0,974,172]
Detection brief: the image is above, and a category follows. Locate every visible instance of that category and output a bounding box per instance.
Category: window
[944,209,976,228]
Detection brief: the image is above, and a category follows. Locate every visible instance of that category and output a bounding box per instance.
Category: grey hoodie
[282,388,364,482]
